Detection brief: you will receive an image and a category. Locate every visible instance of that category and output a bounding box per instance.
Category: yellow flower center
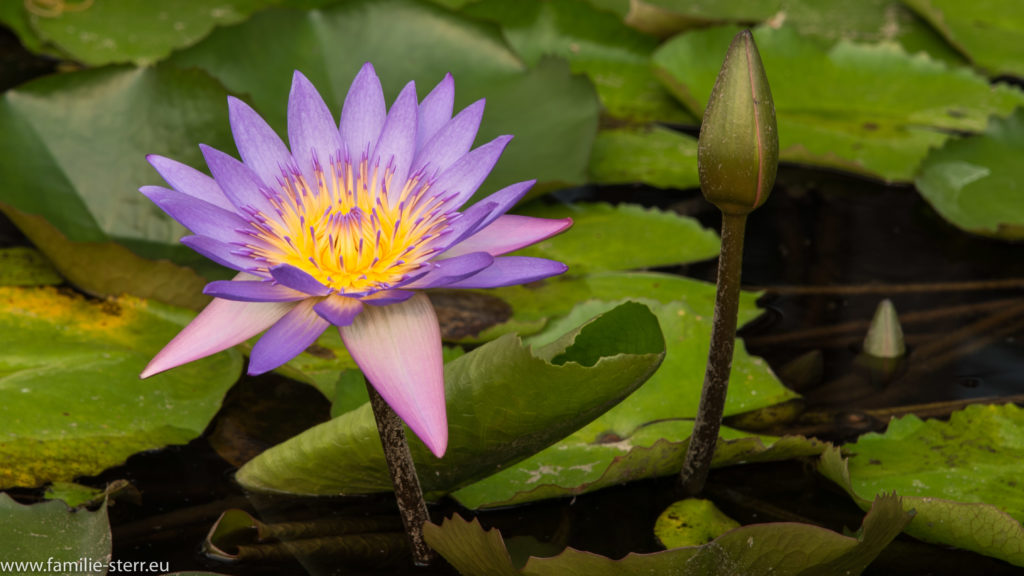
[248,159,449,293]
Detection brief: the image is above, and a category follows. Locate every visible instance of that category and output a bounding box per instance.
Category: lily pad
[452,298,806,509]
[818,403,1024,566]
[903,0,1024,78]
[424,494,911,575]
[0,493,111,570]
[654,498,741,549]
[588,126,701,190]
[460,0,695,124]
[235,301,665,496]
[5,0,278,66]
[0,286,242,488]
[653,24,1024,182]
[511,202,719,272]
[0,246,60,286]
[169,0,599,200]
[915,107,1024,240]
[471,271,759,342]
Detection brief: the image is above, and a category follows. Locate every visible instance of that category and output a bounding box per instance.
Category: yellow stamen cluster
[248,159,450,293]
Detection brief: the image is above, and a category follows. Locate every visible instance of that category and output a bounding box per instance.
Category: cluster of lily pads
[1,0,1023,574]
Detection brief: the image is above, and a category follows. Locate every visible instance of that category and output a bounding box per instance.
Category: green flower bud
[698,30,778,216]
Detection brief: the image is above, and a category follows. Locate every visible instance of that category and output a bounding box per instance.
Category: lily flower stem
[366,382,435,566]
[681,211,747,496]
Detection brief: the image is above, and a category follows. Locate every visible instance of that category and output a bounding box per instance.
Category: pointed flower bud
[863,299,906,359]
[698,30,778,216]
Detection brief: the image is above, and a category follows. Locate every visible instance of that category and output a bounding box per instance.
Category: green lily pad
[0,286,242,488]
[425,494,911,575]
[452,298,805,509]
[0,203,214,310]
[460,0,695,123]
[915,107,1024,240]
[903,0,1024,78]
[3,0,278,66]
[471,271,758,342]
[511,202,719,272]
[0,246,61,286]
[235,301,665,496]
[653,24,1024,182]
[588,126,701,190]
[655,498,741,549]
[170,0,599,201]
[818,403,1024,566]
[0,63,236,264]
[619,0,963,65]
[0,493,110,570]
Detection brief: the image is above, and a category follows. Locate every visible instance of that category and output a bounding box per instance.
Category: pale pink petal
[339,293,447,457]
[441,215,573,258]
[141,296,293,378]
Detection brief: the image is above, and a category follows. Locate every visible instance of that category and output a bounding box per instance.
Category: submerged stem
[680,212,747,495]
[366,382,435,566]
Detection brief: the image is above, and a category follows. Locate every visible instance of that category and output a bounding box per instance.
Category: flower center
[248,157,449,293]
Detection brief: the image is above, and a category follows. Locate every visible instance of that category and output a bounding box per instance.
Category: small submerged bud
[863,299,906,359]
[698,30,778,216]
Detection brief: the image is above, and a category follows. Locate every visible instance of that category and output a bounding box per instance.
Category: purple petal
[228,96,294,190]
[140,186,253,245]
[339,293,447,457]
[313,294,364,326]
[147,155,235,212]
[416,73,454,153]
[443,256,568,289]
[403,251,494,289]
[441,215,572,258]
[433,135,512,210]
[269,264,331,296]
[201,144,276,216]
[180,235,254,271]
[465,179,536,232]
[203,279,307,302]
[373,81,418,203]
[360,289,415,306]
[341,63,386,161]
[411,99,484,179]
[248,299,329,375]
[141,296,293,378]
[288,71,344,189]
[428,200,496,253]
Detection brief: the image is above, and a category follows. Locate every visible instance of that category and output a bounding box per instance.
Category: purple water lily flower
[140,64,571,458]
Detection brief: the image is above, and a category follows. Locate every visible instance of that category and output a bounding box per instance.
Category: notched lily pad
[818,403,1024,566]
[0,246,61,286]
[235,301,665,496]
[0,286,242,488]
[425,494,911,576]
[915,107,1024,240]
[903,0,1024,78]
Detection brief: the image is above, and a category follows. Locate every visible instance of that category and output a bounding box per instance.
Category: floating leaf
[236,302,665,496]
[654,24,1024,182]
[425,495,910,576]
[0,493,111,568]
[903,0,1024,78]
[0,246,61,286]
[511,202,718,272]
[471,271,759,342]
[452,298,805,509]
[818,404,1024,566]
[654,499,741,549]
[588,126,701,190]
[0,286,242,488]
[170,0,599,200]
[7,0,279,66]
[461,0,695,123]
[915,107,1024,240]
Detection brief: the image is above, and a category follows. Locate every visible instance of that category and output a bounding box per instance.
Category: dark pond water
[6,161,1024,575]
